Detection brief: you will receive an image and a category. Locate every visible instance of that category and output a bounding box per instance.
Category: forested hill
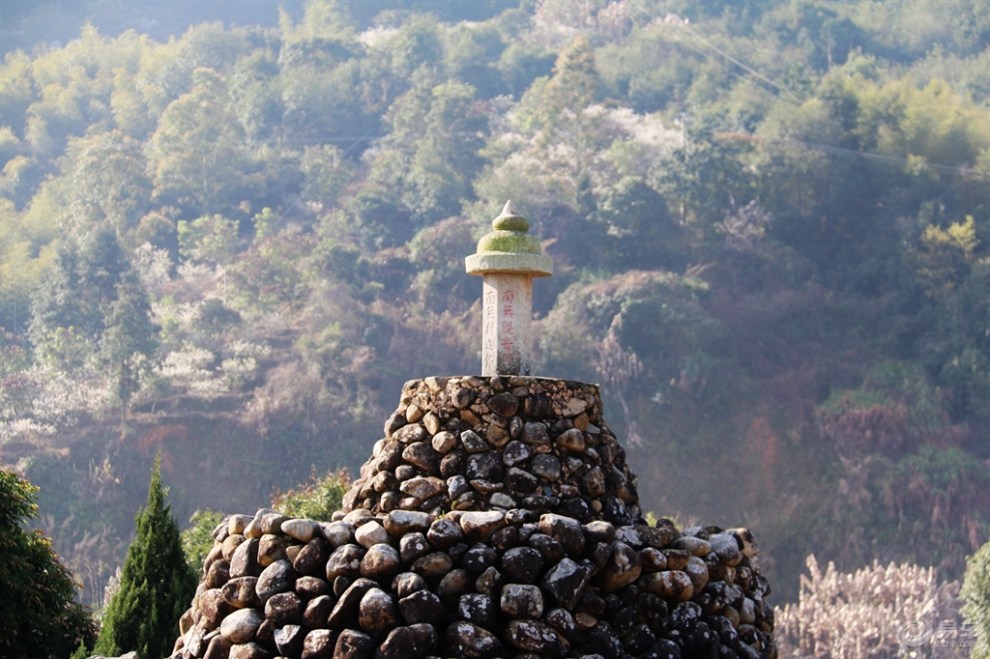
[1,0,988,609]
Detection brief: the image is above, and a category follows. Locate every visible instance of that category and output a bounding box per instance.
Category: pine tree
[94,456,196,658]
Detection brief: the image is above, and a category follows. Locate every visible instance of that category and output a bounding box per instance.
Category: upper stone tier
[342,376,642,527]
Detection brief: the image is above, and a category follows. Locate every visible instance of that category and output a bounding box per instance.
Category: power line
[670,21,805,104]
[661,21,984,179]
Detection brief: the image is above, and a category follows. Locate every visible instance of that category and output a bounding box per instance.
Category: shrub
[270,468,350,521]
[962,541,990,659]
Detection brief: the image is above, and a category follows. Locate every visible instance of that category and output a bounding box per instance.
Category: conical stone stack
[170,377,776,659]
[345,377,640,526]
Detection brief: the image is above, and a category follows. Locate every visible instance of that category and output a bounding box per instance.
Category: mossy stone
[492,214,529,233]
[476,230,542,255]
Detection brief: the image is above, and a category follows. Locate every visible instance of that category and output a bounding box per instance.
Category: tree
[0,470,97,659]
[60,130,151,241]
[99,273,158,418]
[176,213,240,265]
[147,67,254,215]
[594,176,686,270]
[93,456,196,658]
[370,79,489,220]
[444,22,507,98]
[515,36,604,180]
[962,541,990,659]
[29,227,137,369]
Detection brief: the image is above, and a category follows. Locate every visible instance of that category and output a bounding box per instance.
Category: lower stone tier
[170,506,776,659]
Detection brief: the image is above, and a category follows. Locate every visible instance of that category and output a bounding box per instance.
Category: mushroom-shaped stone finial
[466,201,552,275]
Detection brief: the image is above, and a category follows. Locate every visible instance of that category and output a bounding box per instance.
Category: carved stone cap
[465,201,553,276]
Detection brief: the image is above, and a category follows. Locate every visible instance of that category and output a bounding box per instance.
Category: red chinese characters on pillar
[500,289,515,351]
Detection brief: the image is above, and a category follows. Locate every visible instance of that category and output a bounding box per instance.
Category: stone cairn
[168,205,776,658]
[169,377,776,659]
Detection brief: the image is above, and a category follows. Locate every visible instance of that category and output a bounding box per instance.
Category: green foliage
[0,470,97,659]
[370,78,489,221]
[271,468,351,521]
[180,509,224,575]
[94,456,196,658]
[299,145,352,207]
[100,273,159,411]
[147,67,255,215]
[228,227,315,314]
[29,227,147,375]
[60,130,152,240]
[963,541,990,659]
[594,177,686,269]
[177,213,240,265]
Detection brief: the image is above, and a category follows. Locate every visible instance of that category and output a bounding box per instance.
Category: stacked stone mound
[170,377,776,659]
[345,376,640,525]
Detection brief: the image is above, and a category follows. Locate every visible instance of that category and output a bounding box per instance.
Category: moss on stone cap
[466,201,553,276]
[475,201,542,255]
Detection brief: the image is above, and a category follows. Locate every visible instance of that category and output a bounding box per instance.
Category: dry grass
[775,555,969,658]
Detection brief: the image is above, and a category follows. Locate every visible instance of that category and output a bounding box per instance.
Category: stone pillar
[465,202,552,376]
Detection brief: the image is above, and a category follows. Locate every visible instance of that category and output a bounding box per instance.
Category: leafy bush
[962,541,990,659]
[180,508,225,575]
[270,468,350,521]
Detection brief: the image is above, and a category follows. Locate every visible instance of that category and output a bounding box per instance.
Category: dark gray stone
[229,538,260,578]
[358,587,398,635]
[502,440,531,466]
[457,592,497,629]
[295,575,332,599]
[541,558,591,609]
[301,628,334,658]
[326,544,365,581]
[500,583,544,619]
[466,451,503,482]
[426,520,469,550]
[505,619,570,656]
[501,546,544,583]
[376,623,438,658]
[264,591,303,627]
[302,594,334,630]
[255,560,297,604]
[293,537,329,577]
[461,543,498,575]
[444,620,505,658]
[274,624,305,657]
[222,577,260,609]
[399,589,445,626]
[334,629,374,659]
[327,577,376,630]
[530,454,561,482]
[392,571,427,598]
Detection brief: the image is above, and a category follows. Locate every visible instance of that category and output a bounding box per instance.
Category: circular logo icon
[899,619,930,648]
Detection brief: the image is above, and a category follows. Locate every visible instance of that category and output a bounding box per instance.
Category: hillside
[1,0,988,610]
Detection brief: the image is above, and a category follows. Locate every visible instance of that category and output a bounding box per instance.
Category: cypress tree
[94,456,196,658]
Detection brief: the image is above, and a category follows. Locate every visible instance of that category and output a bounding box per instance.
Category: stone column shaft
[482,274,534,376]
